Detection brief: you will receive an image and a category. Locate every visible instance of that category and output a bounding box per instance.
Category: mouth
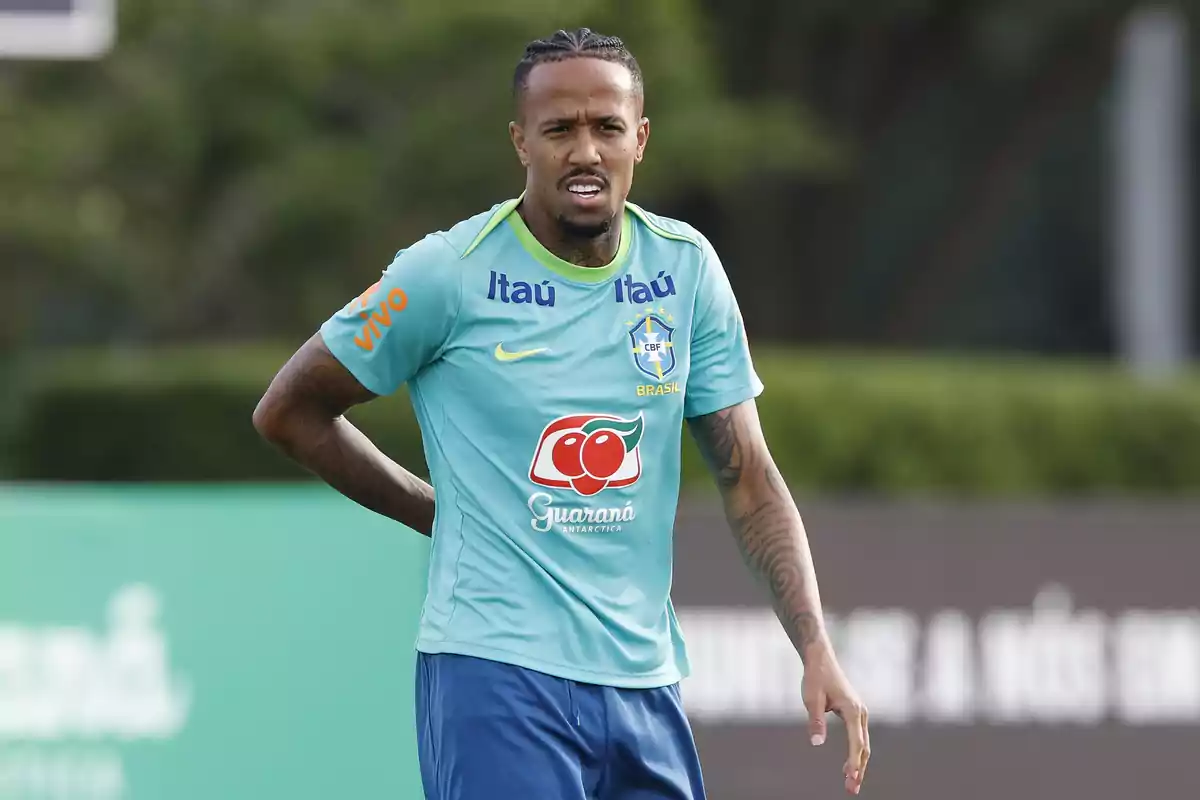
[562,175,607,207]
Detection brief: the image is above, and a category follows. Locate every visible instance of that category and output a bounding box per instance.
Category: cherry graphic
[551,433,586,478]
[571,474,607,496]
[581,430,625,479]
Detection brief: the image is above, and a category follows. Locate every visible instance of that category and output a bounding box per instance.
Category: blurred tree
[7,0,1196,356]
[699,0,1176,353]
[1,0,839,345]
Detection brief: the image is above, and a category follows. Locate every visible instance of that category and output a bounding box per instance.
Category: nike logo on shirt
[494,343,549,362]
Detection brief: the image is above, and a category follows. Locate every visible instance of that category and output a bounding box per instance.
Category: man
[253,27,869,800]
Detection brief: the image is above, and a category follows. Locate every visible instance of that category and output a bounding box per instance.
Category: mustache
[559,169,608,188]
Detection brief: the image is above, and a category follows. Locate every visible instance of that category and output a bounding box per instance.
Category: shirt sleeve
[319,233,461,397]
[683,235,765,419]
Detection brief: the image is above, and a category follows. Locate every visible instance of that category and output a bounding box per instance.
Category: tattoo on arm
[691,407,743,489]
[689,403,825,660]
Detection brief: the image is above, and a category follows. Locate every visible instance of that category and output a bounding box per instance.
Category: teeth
[569,185,601,194]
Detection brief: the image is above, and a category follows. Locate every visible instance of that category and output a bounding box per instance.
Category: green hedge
[9,345,1200,495]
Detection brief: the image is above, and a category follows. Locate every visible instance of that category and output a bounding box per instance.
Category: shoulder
[626,202,726,295]
[429,198,522,260]
[625,202,712,255]
[381,199,520,287]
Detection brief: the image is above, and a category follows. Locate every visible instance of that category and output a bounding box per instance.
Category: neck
[518,198,622,268]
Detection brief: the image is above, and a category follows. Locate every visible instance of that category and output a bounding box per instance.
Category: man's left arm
[681,231,869,794]
[687,400,870,795]
[686,399,827,662]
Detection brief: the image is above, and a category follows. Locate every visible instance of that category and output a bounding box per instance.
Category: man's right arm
[252,333,436,536]
[254,231,460,535]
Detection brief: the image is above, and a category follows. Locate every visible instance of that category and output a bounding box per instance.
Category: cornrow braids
[512,27,643,105]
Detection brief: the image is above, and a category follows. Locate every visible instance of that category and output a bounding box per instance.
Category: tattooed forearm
[688,402,829,661]
[254,334,437,536]
[690,406,743,489]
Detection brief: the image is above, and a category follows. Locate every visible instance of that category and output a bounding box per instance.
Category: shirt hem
[415,637,684,689]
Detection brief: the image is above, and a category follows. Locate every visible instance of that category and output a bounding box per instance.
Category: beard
[555,212,614,241]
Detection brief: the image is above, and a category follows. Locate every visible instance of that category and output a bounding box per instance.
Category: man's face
[511,57,649,238]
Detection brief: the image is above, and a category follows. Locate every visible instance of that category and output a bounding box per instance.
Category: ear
[635,117,650,164]
[510,121,530,168]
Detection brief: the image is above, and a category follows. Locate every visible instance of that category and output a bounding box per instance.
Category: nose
[567,130,601,167]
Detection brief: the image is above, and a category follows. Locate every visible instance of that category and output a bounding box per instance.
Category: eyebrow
[541,115,624,128]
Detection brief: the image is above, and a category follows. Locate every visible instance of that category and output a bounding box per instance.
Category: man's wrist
[799,629,834,666]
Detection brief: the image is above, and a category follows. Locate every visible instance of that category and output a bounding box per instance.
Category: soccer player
[253,27,870,800]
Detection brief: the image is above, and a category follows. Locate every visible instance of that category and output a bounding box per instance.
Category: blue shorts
[415,651,707,800]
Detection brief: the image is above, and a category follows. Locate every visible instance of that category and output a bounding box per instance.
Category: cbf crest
[627,309,678,381]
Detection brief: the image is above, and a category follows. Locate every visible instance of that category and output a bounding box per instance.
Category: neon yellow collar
[464,192,632,284]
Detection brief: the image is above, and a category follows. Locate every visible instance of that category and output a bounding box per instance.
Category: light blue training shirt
[320,197,763,688]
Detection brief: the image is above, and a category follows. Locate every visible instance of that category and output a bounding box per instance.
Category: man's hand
[687,398,871,795]
[803,644,870,795]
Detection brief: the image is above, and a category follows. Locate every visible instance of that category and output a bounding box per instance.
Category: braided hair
[512,28,643,107]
